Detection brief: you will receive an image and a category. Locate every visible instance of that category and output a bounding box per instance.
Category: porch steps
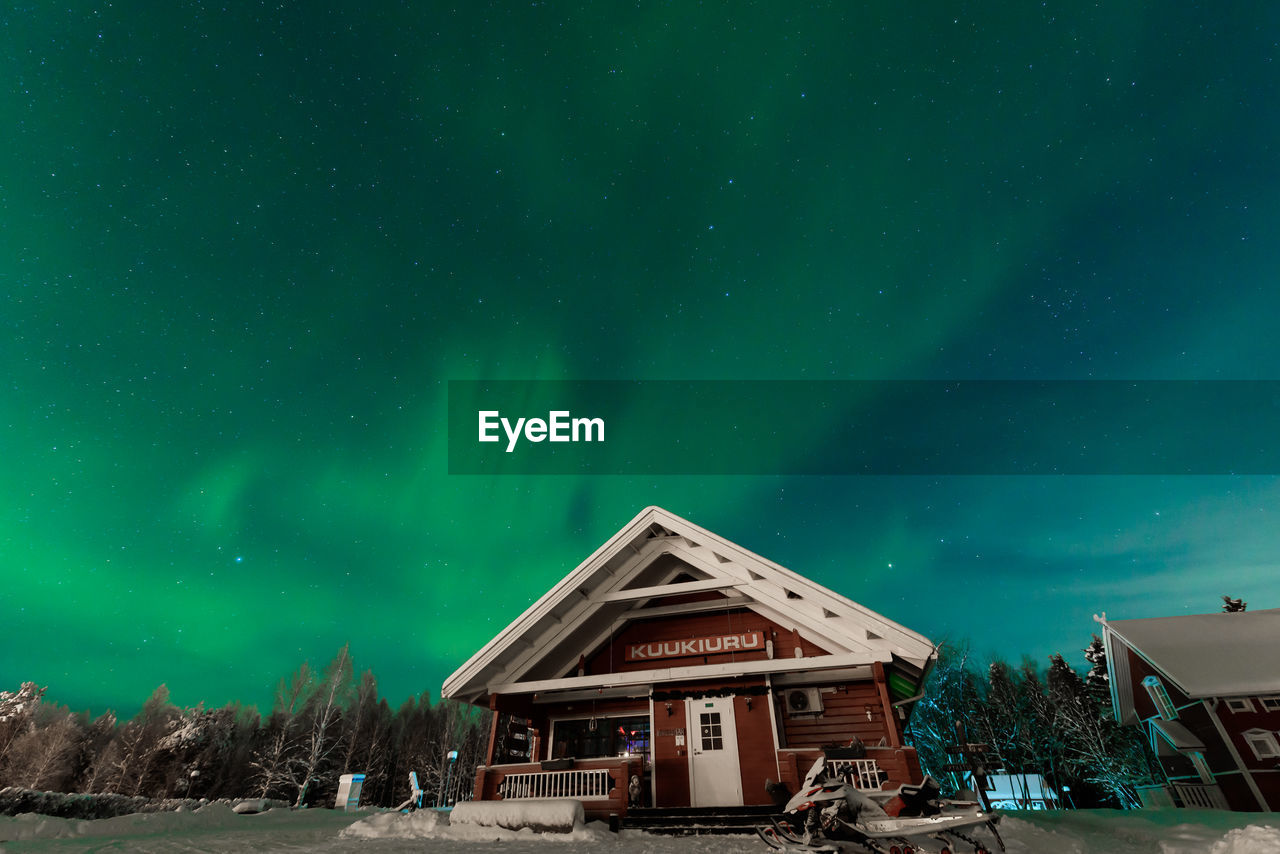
[621,804,780,835]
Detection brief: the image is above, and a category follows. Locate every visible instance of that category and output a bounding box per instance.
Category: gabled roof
[1101,608,1280,699]
[442,506,935,705]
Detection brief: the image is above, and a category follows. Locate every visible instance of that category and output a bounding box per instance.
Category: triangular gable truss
[442,506,935,705]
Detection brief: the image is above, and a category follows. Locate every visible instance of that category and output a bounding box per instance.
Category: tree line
[905,636,1161,809]
[0,644,490,809]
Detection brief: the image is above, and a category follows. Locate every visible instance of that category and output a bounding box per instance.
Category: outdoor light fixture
[745,697,753,711]
[665,702,673,716]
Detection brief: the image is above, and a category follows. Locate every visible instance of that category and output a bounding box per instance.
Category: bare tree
[4,711,82,791]
[249,661,313,799]
[77,712,119,794]
[339,670,392,799]
[291,644,356,806]
[1046,653,1156,808]
[90,685,181,796]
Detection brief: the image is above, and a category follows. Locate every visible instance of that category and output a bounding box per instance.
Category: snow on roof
[1150,719,1205,752]
[441,506,936,704]
[1104,608,1280,698]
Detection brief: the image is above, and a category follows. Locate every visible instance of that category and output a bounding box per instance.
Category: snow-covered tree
[184,703,259,799]
[1046,653,1156,808]
[903,641,982,795]
[0,682,47,773]
[1083,635,1111,709]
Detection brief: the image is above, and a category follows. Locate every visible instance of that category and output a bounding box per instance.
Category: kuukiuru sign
[624,631,765,662]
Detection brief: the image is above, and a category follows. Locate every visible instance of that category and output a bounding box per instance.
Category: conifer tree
[1083,635,1111,709]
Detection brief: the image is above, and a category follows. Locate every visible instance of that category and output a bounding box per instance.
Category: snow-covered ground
[1,804,1278,853]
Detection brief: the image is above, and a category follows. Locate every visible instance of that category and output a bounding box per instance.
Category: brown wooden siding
[779,683,895,749]
[734,694,780,805]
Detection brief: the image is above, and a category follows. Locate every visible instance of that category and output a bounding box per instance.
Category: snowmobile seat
[881,776,941,817]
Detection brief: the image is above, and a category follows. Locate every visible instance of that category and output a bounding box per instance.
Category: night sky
[6,3,1280,717]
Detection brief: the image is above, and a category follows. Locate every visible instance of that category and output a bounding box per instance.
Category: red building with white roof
[1097,608,1280,812]
[442,506,937,820]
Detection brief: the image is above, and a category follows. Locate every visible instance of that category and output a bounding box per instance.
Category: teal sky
[5,3,1280,716]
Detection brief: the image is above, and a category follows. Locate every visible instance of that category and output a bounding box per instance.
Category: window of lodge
[550,715,651,759]
[1142,676,1178,720]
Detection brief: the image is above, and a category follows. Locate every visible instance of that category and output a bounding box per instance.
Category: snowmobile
[756,757,1005,854]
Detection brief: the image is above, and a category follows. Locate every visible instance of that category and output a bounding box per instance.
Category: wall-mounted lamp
[745,697,753,711]
[864,705,876,721]
[665,702,673,716]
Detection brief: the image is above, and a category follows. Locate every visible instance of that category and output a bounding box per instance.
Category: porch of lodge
[470,745,923,822]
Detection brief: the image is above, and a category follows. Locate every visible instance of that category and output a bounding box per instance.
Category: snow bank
[0,800,362,848]
[339,807,615,844]
[0,787,233,820]
[0,802,243,842]
[450,798,585,833]
[339,809,448,839]
[4,802,1278,852]
[1209,824,1280,854]
[1003,809,1280,854]
[0,786,294,822]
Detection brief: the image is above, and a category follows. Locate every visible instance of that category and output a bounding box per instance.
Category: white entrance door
[687,696,743,806]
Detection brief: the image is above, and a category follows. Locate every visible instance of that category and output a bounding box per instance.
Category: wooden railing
[497,768,615,801]
[825,758,885,790]
[1173,782,1228,809]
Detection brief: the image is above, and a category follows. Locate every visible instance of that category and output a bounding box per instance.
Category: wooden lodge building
[442,506,937,819]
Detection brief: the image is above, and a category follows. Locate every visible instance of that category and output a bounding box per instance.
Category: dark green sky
[5,2,1279,716]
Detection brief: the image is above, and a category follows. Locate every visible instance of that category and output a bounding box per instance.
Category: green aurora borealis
[5,3,1280,716]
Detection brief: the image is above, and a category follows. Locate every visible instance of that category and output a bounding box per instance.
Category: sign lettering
[624,630,765,662]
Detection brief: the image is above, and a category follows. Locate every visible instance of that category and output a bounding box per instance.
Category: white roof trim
[442,506,935,701]
[491,651,892,696]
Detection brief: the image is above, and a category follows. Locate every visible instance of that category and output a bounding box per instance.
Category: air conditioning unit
[784,687,823,716]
